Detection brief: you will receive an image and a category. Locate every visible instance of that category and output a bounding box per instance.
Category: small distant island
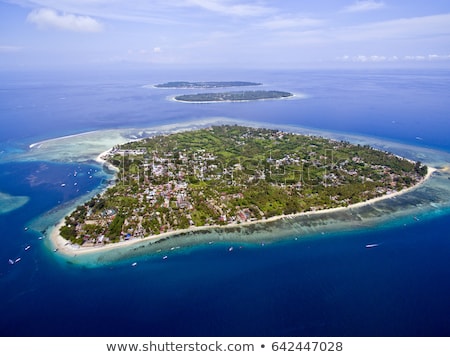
[155,81,261,89]
[59,125,428,248]
[174,90,293,103]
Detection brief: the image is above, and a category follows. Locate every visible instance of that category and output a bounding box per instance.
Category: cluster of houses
[67,128,423,246]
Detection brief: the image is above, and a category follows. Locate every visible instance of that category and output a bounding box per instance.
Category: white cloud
[334,13,450,42]
[337,55,392,62]
[405,54,450,61]
[251,12,450,51]
[6,1,450,67]
[27,8,103,32]
[127,48,160,55]
[0,45,23,53]
[11,0,275,26]
[260,15,325,30]
[343,1,385,13]
[337,54,450,62]
[185,0,274,17]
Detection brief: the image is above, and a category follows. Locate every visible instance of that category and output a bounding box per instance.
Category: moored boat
[365,244,379,248]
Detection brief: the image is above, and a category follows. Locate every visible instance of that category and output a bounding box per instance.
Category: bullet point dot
[261,344,265,348]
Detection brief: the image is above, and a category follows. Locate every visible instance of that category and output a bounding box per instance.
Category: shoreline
[169,93,303,104]
[95,148,120,172]
[49,165,437,258]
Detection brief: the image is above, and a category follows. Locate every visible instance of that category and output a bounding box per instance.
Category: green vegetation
[61,125,427,246]
[155,81,261,88]
[174,90,293,102]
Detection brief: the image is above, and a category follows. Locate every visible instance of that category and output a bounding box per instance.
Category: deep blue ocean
[1,68,450,337]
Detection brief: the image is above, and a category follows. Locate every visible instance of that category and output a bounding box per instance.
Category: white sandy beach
[49,164,437,258]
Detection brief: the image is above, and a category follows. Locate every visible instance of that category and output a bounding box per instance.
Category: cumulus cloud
[27,8,103,32]
[343,1,385,13]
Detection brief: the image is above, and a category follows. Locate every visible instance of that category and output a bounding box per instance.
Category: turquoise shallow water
[1,68,450,336]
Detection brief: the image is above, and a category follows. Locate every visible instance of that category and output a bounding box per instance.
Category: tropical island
[154,81,262,89]
[59,125,428,248]
[174,90,293,103]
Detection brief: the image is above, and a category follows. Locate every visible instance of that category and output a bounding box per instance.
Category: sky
[1,0,450,69]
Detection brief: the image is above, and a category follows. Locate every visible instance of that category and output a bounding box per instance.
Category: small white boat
[228,247,234,252]
[8,259,14,265]
[131,262,137,267]
[365,244,379,248]
[163,255,168,260]
[25,245,31,251]
[61,183,66,187]
[15,257,21,263]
